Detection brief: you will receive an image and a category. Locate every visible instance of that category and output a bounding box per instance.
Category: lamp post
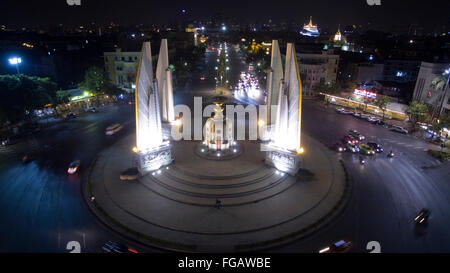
[8,57,22,74]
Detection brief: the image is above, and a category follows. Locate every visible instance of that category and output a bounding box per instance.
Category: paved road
[0,103,163,253]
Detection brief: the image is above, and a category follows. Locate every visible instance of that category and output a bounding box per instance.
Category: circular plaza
[84,132,348,252]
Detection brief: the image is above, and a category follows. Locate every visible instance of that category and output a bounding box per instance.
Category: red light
[128,248,138,253]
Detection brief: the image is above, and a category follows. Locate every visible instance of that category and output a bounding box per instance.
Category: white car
[106,124,123,135]
[349,130,365,140]
[390,125,408,134]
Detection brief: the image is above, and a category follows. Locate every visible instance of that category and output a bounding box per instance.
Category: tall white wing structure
[265,43,303,175]
[156,39,175,123]
[266,40,284,125]
[135,42,173,174]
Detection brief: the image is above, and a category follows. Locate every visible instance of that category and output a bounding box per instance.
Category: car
[390,125,408,134]
[349,130,365,140]
[102,241,138,253]
[335,107,345,113]
[106,124,123,135]
[415,209,430,225]
[65,113,77,120]
[371,119,386,126]
[333,143,347,152]
[360,114,371,120]
[343,135,359,145]
[367,142,384,153]
[200,76,206,81]
[89,108,98,113]
[359,144,375,155]
[120,167,140,181]
[352,112,361,118]
[347,143,360,153]
[341,110,353,115]
[319,240,353,253]
[67,160,81,174]
[367,116,378,123]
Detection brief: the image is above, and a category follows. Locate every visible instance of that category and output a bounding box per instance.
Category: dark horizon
[1,0,449,33]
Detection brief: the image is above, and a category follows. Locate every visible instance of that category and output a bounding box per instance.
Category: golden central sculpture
[204,102,234,151]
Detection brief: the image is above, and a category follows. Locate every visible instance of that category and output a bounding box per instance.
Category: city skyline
[1,0,449,33]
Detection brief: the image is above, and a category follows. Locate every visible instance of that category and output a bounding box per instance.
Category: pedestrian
[215,199,222,210]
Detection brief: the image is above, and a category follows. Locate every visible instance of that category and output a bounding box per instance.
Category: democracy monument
[85,39,348,252]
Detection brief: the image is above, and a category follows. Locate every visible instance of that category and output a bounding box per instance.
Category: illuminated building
[300,16,320,37]
[104,48,142,93]
[413,62,450,115]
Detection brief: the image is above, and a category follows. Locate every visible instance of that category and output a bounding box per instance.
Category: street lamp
[8,57,22,74]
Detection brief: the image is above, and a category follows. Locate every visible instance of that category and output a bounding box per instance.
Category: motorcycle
[359,157,366,165]
[387,151,395,158]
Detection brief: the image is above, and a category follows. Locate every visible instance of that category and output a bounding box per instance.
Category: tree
[78,66,107,96]
[431,115,450,134]
[374,95,391,120]
[0,75,57,124]
[406,101,428,132]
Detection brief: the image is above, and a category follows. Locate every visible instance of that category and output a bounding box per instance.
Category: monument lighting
[264,41,303,176]
[135,41,174,174]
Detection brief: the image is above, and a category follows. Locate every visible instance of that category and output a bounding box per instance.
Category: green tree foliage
[406,101,428,131]
[78,66,107,96]
[431,116,450,133]
[374,95,391,120]
[78,66,122,96]
[0,74,57,124]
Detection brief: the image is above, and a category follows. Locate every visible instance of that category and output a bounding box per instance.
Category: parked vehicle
[390,125,408,134]
[120,168,140,181]
[65,113,77,120]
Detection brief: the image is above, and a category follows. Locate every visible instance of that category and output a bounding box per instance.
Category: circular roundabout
[85,133,349,252]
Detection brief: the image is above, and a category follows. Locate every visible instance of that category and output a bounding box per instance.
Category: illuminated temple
[300,16,320,37]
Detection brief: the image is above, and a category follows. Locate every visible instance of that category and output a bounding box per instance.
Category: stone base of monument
[264,147,301,176]
[136,143,174,175]
[194,141,243,161]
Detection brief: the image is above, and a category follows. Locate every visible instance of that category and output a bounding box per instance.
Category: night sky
[1,0,449,32]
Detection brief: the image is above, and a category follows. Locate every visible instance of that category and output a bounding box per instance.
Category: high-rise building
[413,62,450,115]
